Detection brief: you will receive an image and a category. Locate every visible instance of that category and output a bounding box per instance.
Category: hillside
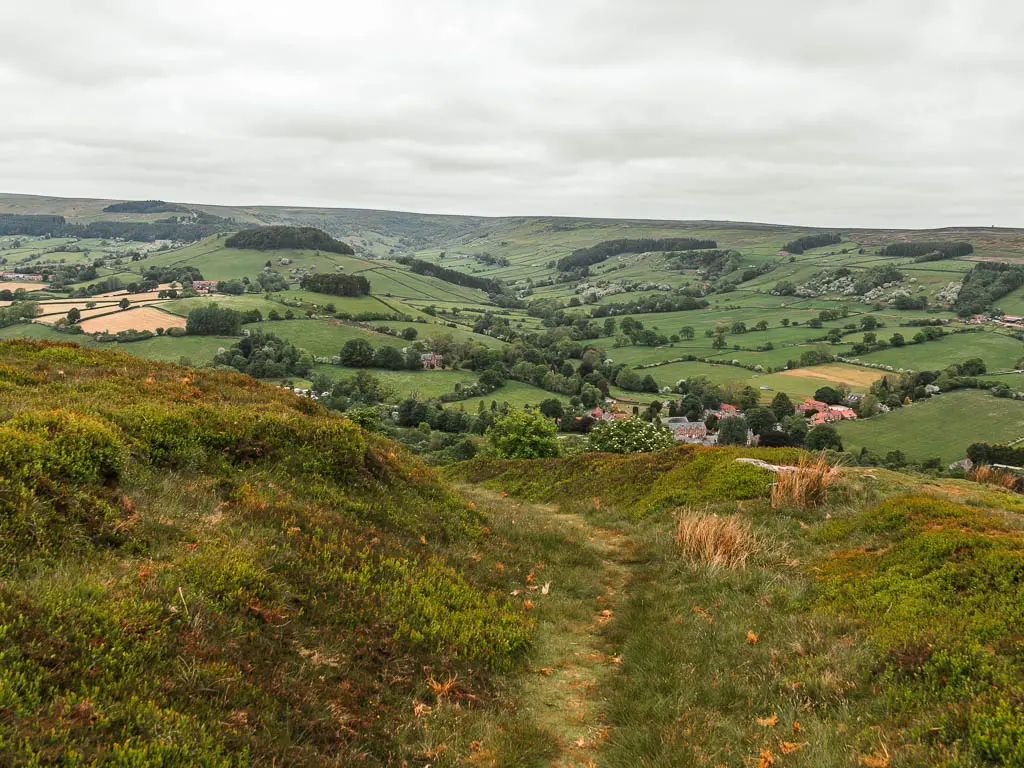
[4,339,1024,764]
[3,192,1024,466]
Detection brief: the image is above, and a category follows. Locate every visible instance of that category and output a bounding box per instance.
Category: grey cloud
[2,0,1024,226]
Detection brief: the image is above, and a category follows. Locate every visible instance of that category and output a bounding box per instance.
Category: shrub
[587,418,674,454]
[486,409,560,459]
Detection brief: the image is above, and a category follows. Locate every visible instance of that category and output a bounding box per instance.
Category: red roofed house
[797,399,828,415]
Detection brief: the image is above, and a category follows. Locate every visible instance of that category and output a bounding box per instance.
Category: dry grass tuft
[771,452,840,509]
[968,464,1023,491]
[674,511,759,570]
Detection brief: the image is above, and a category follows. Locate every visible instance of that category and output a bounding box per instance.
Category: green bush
[486,409,560,459]
[587,417,674,453]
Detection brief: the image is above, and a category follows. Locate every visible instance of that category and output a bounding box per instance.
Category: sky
[1,0,1022,227]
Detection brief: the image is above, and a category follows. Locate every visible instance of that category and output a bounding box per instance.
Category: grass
[674,511,759,569]
[770,452,840,509]
[857,330,1024,372]
[838,388,1024,464]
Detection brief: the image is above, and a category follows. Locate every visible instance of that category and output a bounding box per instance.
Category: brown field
[779,363,882,389]
[35,299,169,324]
[0,282,47,292]
[78,307,186,334]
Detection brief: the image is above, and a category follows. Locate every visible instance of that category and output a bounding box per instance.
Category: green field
[837,389,1024,463]
[310,363,479,398]
[0,323,227,363]
[856,331,1024,372]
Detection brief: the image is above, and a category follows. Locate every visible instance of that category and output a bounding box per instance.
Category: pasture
[837,388,1024,463]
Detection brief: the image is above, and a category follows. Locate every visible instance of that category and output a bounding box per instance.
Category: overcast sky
[2,0,1021,227]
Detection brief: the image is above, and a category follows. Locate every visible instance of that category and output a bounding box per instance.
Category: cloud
[1,0,1023,226]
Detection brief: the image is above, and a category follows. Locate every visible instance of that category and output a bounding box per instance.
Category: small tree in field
[486,408,560,459]
[66,307,81,324]
[119,298,130,310]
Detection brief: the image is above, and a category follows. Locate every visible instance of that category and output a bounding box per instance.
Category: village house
[0,272,43,281]
[191,280,219,294]
[797,398,828,415]
[660,416,709,443]
[420,352,444,370]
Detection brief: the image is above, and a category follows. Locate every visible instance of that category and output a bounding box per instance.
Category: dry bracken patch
[771,451,840,509]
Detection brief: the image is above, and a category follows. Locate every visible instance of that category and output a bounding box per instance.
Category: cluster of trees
[868,359,998,409]
[225,226,354,254]
[0,301,37,328]
[848,324,952,355]
[669,249,741,280]
[397,257,503,293]
[338,338,424,371]
[299,273,371,297]
[0,213,231,242]
[966,442,1024,468]
[213,331,314,378]
[556,237,718,272]
[782,233,842,254]
[954,263,1024,316]
[142,265,204,284]
[185,305,248,336]
[69,277,124,298]
[102,200,189,214]
[589,294,708,317]
[879,241,973,262]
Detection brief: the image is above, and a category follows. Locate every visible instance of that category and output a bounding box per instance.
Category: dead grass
[673,511,759,570]
[968,464,1023,492]
[771,452,840,509]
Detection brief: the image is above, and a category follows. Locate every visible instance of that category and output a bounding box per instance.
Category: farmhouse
[420,352,444,370]
[191,280,219,294]
[0,272,43,281]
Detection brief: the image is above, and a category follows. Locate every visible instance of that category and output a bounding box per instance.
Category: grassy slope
[838,388,1024,463]
[0,340,538,765]
[449,452,1024,767]
[856,331,1024,372]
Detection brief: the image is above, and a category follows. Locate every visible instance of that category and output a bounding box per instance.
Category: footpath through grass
[446,452,1024,767]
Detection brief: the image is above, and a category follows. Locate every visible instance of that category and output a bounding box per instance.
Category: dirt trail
[466,489,636,767]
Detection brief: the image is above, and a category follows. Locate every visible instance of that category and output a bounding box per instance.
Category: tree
[745,407,777,437]
[806,424,842,451]
[814,386,843,405]
[119,298,130,310]
[486,409,560,459]
[717,416,749,446]
[539,399,565,420]
[889,332,905,347]
[770,391,794,420]
[679,325,695,340]
[754,320,769,332]
[185,304,243,336]
[401,327,418,341]
[372,345,405,370]
[66,307,81,324]
[587,418,674,453]
[340,339,375,367]
[579,383,603,408]
[959,357,987,376]
[737,386,760,411]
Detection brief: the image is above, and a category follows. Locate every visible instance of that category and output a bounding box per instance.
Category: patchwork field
[855,330,1024,372]
[79,306,186,333]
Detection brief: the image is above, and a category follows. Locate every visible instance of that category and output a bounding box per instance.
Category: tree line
[299,273,371,297]
[397,257,503,293]
[556,237,718,272]
[879,241,973,262]
[0,212,231,242]
[782,233,841,254]
[224,226,354,254]
[103,200,190,214]
[954,262,1024,316]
